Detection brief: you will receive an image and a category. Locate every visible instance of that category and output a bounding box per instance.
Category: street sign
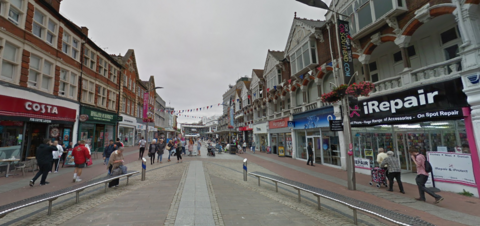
[287,121,295,128]
[329,120,343,131]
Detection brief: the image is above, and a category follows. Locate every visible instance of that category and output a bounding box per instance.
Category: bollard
[243,158,247,181]
[141,158,146,181]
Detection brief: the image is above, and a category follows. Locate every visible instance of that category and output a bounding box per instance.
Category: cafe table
[0,159,20,177]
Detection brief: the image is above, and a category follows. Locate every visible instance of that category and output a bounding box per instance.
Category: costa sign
[0,95,76,122]
[269,117,289,129]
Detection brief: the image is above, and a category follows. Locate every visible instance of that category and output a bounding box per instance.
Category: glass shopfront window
[352,120,469,170]
[296,132,307,160]
[119,126,134,146]
[0,121,24,160]
[80,123,94,148]
[322,131,341,166]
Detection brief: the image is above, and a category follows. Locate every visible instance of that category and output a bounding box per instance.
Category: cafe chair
[14,161,27,177]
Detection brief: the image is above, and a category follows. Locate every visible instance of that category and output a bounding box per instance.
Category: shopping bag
[86,158,93,166]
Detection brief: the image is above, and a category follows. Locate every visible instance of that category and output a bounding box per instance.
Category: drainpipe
[462,107,480,197]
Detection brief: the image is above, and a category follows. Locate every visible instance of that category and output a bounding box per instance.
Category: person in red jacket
[71,140,91,182]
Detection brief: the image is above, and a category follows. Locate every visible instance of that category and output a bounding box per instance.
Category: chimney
[81,26,89,37]
[45,0,63,12]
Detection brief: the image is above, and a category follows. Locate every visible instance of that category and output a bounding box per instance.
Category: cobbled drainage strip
[164,163,189,226]
[204,164,225,226]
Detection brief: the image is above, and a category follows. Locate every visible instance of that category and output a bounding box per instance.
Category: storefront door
[306,136,322,164]
[95,124,105,153]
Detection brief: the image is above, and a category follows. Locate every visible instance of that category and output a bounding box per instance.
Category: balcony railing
[275,113,282,118]
[371,57,462,95]
[283,110,291,117]
[293,107,303,114]
[305,102,317,111]
[268,115,274,120]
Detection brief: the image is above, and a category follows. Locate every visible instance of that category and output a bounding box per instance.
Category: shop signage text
[354,158,370,170]
[292,106,335,130]
[269,117,289,129]
[81,107,117,123]
[329,120,343,131]
[428,152,476,187]
[25,102,58,114]
[349,79,468,127]
[338,19,354,84]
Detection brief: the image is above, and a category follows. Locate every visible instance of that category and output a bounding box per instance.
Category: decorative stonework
[314,30,324,42]
[415,3,432,24]
[370,33,382,46]
[385,17,401,36]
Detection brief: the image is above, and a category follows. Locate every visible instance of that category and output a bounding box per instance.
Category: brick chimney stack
[81,26,89,37]
[45,0,63,12]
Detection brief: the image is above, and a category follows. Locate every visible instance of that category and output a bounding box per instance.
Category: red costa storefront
[268,117,293,157]
[239,125,253,146]
[0,95,77,160]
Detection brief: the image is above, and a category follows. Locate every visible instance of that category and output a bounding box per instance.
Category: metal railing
[248,172,434,226]
[0,171,139,218]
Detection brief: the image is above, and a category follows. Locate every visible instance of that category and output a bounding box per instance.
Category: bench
[249,172,434,226]
[0,171,139,219]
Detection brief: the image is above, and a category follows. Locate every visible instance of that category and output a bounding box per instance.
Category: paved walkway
[245,151,480,226]
[175,161,215,226]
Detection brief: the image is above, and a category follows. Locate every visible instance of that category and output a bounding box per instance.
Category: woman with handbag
[381,151,405,194]
[148,139,157,165]
[108,147,126,188]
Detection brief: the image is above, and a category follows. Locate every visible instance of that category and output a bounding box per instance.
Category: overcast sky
[61,0,331,123]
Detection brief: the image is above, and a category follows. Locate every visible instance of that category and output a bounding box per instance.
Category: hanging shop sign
[338,19,354,84]
[329,120,343,131]
[0,94,76,123]
[239,126,253,131]
[143,93,149,119]
[80,107,118,124]
[354,158,370,170]
[291,106,335,130]
[349,78,468,127]
[427,152,476,187]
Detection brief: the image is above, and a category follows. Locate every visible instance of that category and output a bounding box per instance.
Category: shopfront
[239,125,253,146]
[268,117,292,157]
[78,106,118,154]
[291,106,338,166]
[253,122,267,152]
[0,94,78,160]
[349,78,480,196]
[136,118,146,141]
[118,114,137,147]
[148,126,156,142]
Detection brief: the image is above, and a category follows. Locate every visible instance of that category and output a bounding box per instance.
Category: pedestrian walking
[108,147,125,188]
[251,140,256,154]
[148,139,157,165]
[197,138,202,156]
[377,148,388,165]
[242,141,247,153]
[175,143,182,163]
[381,151,405,194]
[167,139,174,162]
[306,142,314,166]
[138,137,146,160]
[30,139,57,186]
[115,138,124,148]
[188,138,194,156]
[71,140,91,182]
[409,148,444,203]
[51,140,63,173]
[103,140,117,175]
[157,139,165,163]
[181,137,186,155]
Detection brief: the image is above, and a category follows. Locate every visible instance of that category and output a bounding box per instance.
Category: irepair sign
[349,78,468,127]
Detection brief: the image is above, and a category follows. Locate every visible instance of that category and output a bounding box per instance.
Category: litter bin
[230,144,237,155]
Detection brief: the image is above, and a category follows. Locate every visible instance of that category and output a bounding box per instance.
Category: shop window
[28,55,54,92]
[1,41,19,81]
[59,68,77,99]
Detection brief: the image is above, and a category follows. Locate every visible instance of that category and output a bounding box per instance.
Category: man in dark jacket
[30,139,57,186]
[306,142,315,166]
[103,140,117,174]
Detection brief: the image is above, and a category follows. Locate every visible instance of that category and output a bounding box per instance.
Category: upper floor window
[83,47,96,70]
[1,41,20,81]
[108,90,116,110]
[123,74,127,87]
[290,41,317,75]
[33,10,57,45]
[28,55,53,92]
[82,79,95,104]
[98,57,107,77]
[62,31,79,60]
[97,86,107,108]
[441,27,461,61]
[7,0,25,25]
[59,68,77,99]
[110,65,117,82]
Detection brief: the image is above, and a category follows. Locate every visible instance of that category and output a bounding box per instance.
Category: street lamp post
[296,0,356,190]
[145,86,163,144]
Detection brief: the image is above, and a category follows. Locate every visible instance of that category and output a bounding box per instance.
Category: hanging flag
[248,95,251,99]
[288,79,292,84]
[196,108,198,111]
[218,103,220,106]
[211,105,212,108]
[253,93,256,97]
[267,88,270,92]
[274,86,277,90]
[237,99,239,102]
[299,74,304,80]
[207,106,209,109]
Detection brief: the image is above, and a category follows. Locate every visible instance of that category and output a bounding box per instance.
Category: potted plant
[333,84,349,99]
[321,91,340,103]
[345,81,375,97]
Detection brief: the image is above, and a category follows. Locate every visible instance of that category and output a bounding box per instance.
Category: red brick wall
[20,50,31,88]
[53,66,60,96]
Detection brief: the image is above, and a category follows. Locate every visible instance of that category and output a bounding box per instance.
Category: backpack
[425,159,432,173]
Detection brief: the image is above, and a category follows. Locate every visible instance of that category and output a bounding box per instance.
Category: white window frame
[82,78,95,104]
[290,40,317,75]
[98,57,108,77]
[123,74,127,87]
[121,96,126,113]
[439,26,462,61]
[4,0,26,27]
[28,54,54,92]
[61,30,80,61]
[83,46,96,70]
[58,68,78,99]
[97,85,107,108]
[108,90,116,110]
[0,39,21,82]
[110,64,118,82]
[126,99,130,114]
[32,8,57,46]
